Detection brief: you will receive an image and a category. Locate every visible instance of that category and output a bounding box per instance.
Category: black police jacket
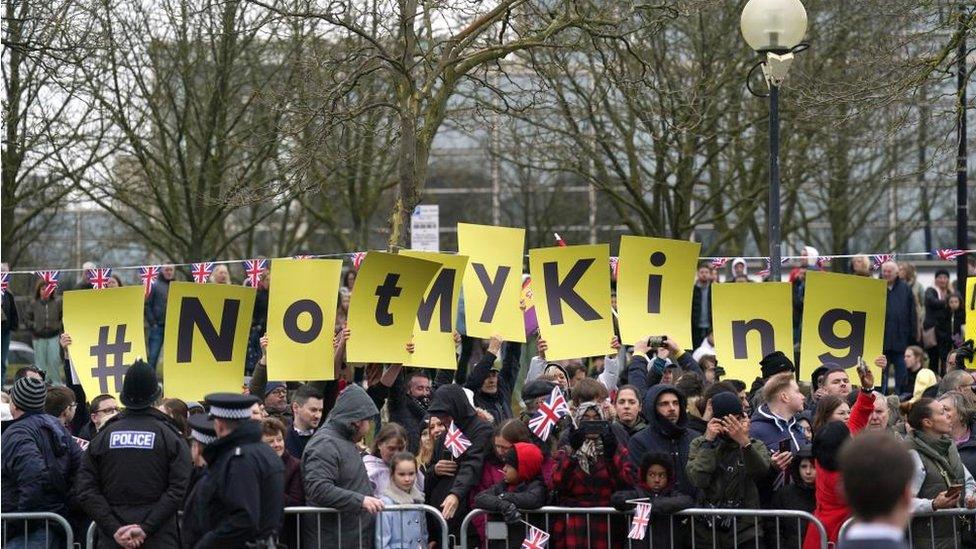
[183,421,284,549]
[73,407,191,548]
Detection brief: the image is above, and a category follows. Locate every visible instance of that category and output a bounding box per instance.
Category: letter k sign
[542,259,601,325]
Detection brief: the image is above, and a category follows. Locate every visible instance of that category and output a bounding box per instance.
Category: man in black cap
[74,360,192,549]
[184,392,284,548]
[1,376,82,547]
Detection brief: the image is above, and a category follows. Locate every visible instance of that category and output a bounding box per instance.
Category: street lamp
[740,0,808,281]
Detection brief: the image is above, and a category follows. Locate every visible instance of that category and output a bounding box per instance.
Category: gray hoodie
[301,384,379,547]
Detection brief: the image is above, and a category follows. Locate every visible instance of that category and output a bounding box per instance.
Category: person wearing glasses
[77,394,119,441]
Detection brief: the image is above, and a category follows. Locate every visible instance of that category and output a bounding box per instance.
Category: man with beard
[389,370,433,453]
[628,384,699,497]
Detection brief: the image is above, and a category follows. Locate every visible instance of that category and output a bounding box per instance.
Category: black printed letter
[543,259,601,325]
[176,297,240,362]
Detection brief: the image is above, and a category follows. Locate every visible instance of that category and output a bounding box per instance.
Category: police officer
[74,360,192,549]
[181,414,217,548]
[183,393,284,548]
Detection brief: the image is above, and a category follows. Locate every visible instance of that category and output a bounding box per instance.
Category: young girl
[375,452,428,549]
[364,423,424,497]
[474,442,548,548]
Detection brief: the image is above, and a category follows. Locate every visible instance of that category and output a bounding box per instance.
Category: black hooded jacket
[426,384,493,531]
[627,384,700,497]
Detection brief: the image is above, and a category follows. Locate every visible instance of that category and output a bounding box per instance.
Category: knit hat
[121,360,160,410]
[543,363,569,383]
[760,351,795,379]
[732,257,748,274]
[264,381,286,398]
[710,392,743,419]
[10,377,46,412]
[802,246,819,267]
[506,442,544,483]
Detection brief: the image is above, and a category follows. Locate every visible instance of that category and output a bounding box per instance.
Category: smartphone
[945,484,963,499]
[778,439,792,454]
[856,356,868,377]
[581,420,610,436]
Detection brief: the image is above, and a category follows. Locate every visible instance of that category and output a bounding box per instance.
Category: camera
[647,336,668,349]
[580,420,610,437]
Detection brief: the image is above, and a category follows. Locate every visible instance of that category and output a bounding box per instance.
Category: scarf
[910,430,966,486]
[573,402,606,475]
[383,480,424,505]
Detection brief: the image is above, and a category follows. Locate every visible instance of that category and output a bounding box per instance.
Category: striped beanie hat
[11,377,47,412]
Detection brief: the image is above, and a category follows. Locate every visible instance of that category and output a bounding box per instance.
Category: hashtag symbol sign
[89,325,133,393]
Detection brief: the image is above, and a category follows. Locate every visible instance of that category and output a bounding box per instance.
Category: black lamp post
[740,0,808,281]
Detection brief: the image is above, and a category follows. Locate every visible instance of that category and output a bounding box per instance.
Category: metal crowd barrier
[0,512,74,549]
[838,508,976,549]
[459,506,828,549]
[284,504,449,549]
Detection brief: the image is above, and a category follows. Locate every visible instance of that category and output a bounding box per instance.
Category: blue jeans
[882,350,907,395]
[147,325,164,370]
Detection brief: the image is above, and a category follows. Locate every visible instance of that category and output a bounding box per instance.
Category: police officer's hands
[362,495,385,513]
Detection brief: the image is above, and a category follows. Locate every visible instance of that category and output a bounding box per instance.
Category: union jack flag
[528,387,570,441]
[1,272,8,296]
[608,256,619,279]
[757,258,772,278]
[139,266,160,298]
[242,259,267,287]
[350,252,367,270]
[628,502,652,540]
[87,268,112,289]
[444,421,472,458]
[36,271,59,299]
[934,249,967,261]
[710,257,729,269]
[191,262,214,284]
[816,255,832,269]
[521,525,550,549]
[554,233,567,247]
[872,254,894,270]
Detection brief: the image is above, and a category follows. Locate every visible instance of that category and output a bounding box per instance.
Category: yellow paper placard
[267,259,342,381]
[712,282,795,381]
[616,236,700,348]
[528,244,614,361]
[799,271,885,380]
[163,282,256,401]
[965,277,975,365]
[457,223,526,342]
[401,251,469,369]
[346,252,440,364]
[63,286,149,400]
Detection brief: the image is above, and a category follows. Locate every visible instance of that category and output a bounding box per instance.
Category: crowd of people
[0,255,974,549]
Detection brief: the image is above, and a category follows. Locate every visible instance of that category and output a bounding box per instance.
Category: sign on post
[410,204,440,252]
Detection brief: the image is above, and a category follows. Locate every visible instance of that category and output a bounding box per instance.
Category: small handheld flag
[521,525,550,549]
[444,421,472,458]
[528,387,570,441]
[628,502,652,540]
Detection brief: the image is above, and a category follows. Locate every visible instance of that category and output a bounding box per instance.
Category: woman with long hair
[157,398,190,439]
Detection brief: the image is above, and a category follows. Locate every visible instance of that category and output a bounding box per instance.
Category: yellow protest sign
[346,252,440,364]
[616,236,700,347]
[163,282,256,401]
[400,251,469,369]
[457,223,526,342]
[63,286,148,400]
[528,244,614,361]
[267,259,342,381]
[712,282,794,381]
[965,277,975,365]
[799,271,886,380]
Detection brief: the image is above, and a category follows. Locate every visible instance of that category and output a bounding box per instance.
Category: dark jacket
[281,451,304,549]
[302,384,379,548]
[145,277,172,328]
[388,373,429,454]
[426,384,493,535]
[464,343,521,424]
[182,421,284,549]
[884,278,917,352]
[691,282,713,329]
[923,287,950,336]
[74,408,191,548]
[749,403,808,452]
[2,288,19,329]
[627,385,700,497]
[957,422,976,478]
[627,352,702,396]
[610,459,694,549]
[473,478,548,549]
[25,295,63,338]
[284,427,314,460]
[1,411,82,515]
[769,453,816,548]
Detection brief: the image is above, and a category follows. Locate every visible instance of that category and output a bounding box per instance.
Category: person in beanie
[1,376,82,548]
[686,392,771,548]
[184,392,284,548]
[473,442,548,549]
[302,383,382,547]
[74,360,192,549]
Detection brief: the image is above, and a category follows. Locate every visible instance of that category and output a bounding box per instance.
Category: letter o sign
[283,300,324,344]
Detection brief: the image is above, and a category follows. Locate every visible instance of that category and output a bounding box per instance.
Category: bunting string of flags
[1,248,971,278]
[36,271,60,299]
[1,272,9,295]
[138,266,160,299]
[242,259,268,287]
[87,268,113,289]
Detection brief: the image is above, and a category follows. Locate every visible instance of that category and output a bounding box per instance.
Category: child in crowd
[770,446,816,548]
[376,452,428,549]
[611,452,694,548]
[474,442,548,548]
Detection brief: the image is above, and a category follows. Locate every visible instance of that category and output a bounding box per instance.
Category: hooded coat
[610,454,694,549]
[473,443,548,549]
[770,450,816,549]
[627,384,700,497]
[425,384,492,538]
[1,411,82,517]
[302,384,380,548]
